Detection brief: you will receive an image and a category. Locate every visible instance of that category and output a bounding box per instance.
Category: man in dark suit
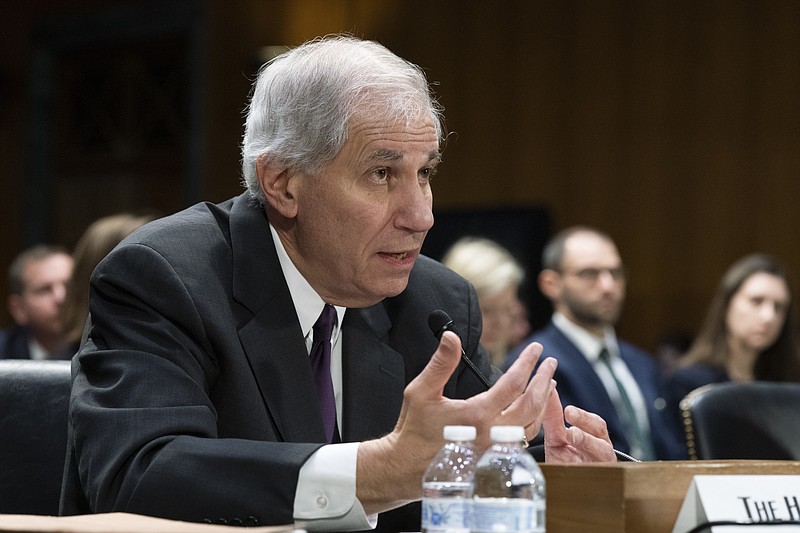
[0,245,73,360]
[61,36,616,532]
[505,226,685,460]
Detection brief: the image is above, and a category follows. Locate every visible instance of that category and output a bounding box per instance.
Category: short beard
[570,306,606,328]
[562,291,620,328]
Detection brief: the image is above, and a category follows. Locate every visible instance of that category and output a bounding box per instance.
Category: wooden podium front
[540,460,800,533]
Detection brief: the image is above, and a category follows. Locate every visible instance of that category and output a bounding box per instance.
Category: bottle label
[421,497,471,533]
[471,498,545,533]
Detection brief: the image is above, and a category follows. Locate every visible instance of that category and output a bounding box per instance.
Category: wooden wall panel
[1,0,797,354]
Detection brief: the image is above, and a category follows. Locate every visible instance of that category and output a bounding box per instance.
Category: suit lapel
[229,196,326,443]
[340,305,406,442]
[237,308,326,443]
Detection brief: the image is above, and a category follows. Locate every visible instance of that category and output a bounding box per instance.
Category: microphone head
[428,309,454,340]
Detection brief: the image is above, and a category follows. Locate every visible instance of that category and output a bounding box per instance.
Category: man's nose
[396,181,434,233]
[54,283,68,303]
[597,270,617,289]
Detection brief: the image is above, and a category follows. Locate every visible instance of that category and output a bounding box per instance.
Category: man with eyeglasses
[504,226,685,460]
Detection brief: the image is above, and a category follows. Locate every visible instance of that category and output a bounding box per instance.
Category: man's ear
[538,269,561,301]
[257,155,298,218]
[8,294,29,327]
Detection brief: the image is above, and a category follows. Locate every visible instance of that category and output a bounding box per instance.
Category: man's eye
[420,167,437,183]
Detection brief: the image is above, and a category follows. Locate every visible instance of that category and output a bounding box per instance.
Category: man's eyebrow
[369,149,403,162]
[367,149,442,163]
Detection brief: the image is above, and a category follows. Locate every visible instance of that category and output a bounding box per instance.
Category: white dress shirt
[270,224,376,531]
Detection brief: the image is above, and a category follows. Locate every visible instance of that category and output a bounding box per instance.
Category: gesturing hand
[541,386,616,463]
[356,332,557,514]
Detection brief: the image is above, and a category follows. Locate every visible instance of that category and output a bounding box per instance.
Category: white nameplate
[672,475,800,532]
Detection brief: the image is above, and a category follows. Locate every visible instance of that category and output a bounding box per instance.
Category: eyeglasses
[559,266,627,282]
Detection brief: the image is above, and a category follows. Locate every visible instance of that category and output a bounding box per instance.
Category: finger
[520,364,557,439]
[563,405,616,461]
[500,356,556,418]
[564,426,617,462]
[405,330,463,399]
[487,342,543,410]
[541,384,568,447]
[564,405,611,444]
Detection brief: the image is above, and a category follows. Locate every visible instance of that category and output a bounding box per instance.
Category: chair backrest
[680,381,800,461]
[0,359,72,515]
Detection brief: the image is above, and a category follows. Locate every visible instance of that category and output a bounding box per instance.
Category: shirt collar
[28,338,49,360]
[552,312,619,363]
[269,223,344,340]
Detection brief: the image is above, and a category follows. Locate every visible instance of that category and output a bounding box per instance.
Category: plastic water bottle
[421,425,478,533]
[471,425,546,533]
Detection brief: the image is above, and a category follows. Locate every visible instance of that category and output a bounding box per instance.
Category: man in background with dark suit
[61,36,615,532]
[0,245,73,359]
[506,226,685,460]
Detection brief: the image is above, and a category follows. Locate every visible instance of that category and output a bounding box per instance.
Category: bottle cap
[443,425,477,441]
[490,425,525,442]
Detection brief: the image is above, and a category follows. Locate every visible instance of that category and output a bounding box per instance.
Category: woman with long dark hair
[667,253,800,427]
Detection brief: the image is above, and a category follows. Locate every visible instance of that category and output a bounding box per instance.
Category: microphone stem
[459,348,492,389]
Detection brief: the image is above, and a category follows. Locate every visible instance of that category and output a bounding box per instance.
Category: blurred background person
[667,253,800,428]
[55,213,156,359]
[506,226,685,460]
[0,245,74,359]
[507,293,533,355]
[653,330,692,379]
[441,236,527,368]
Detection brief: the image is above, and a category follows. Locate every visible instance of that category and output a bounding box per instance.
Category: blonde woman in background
[442,236,526,368]
[56,213,156,358]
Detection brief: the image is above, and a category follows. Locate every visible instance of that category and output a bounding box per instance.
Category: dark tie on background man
[598,347,654,460]
[311,304,339,443]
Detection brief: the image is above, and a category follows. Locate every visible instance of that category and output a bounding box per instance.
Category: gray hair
[241,34,445,204]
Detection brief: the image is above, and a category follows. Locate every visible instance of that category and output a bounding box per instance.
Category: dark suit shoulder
[0,327,32,359]
[503,322,566,370]
[667,363,728,401]
[618,339,656,361]
[97,196,253,293]
[123,197,238,252]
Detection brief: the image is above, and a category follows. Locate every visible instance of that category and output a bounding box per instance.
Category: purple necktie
[310,304,338,443]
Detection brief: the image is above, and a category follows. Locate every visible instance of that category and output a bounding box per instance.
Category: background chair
[680,381,800,461]
[0,359,72,515]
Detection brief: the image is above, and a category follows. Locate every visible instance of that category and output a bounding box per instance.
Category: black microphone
[428,309,492,390]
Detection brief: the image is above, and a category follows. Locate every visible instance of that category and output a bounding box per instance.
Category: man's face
[549,232,626,332]
[288,113,439,308]
[9,253,73,339]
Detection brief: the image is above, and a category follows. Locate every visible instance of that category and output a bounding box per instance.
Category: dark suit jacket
[505,321,685,460]
[0,327,32,359]
[60,193,497,532]
[664,362,730,447]
[0,327,73,360]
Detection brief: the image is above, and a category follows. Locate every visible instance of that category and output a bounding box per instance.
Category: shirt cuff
[294,442,378,531]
